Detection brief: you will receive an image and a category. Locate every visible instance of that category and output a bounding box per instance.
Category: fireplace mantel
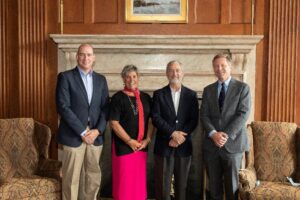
[50,34,263,122]
[50,34,261,51]
[50,34,263,198]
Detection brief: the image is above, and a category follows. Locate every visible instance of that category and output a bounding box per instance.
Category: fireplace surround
[50,34,263,198]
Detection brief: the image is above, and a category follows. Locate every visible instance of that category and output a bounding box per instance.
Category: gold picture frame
[126,0,188,23]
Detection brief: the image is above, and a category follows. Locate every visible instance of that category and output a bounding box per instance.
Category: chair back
[250,121,297,182]
[0,118,39,182]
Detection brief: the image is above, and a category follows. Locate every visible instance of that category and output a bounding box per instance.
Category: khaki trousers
[62,143,103,200]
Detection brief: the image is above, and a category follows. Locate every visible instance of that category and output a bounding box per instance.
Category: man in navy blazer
[56,44,109,200]
[200,54,251,200]
[152,60,199,200]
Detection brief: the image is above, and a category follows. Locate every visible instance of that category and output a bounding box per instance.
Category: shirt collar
[77,66,93,76]
[218,76,231,87]
[169,85,182,93]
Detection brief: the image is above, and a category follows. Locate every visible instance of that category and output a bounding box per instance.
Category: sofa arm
[239,167,257,192]
[37,158,62,180]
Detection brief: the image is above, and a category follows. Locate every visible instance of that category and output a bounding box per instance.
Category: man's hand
[211,132,228,148]
[171,131,187,145]
[82,129,100,144]
[169,138,179,147]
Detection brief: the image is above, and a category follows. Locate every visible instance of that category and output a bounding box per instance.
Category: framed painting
[125,0,188,23]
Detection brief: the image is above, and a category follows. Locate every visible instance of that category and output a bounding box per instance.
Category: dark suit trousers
[204,148,243,200]
[154,152,191,200]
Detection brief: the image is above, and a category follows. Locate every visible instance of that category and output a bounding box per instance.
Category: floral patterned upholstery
[247,182,299,200]
[239,121,300,200]
[0,176,60,200]
[0,118,61,199]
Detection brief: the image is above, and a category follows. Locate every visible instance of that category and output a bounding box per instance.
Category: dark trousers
[154,153,191,200]
[204,148,243,200]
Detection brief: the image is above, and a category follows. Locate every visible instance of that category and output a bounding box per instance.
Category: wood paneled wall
[0,0,58,157]
[267,0,299,122]
[0,0,17,118]
[1,0,299,158]
[18,0,46,119]
[1,0,47,119]
[0,0,9,117]
[61,0,255,34]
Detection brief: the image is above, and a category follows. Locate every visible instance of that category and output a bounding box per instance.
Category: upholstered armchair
[0,118,61,199]
[239,121,300,200]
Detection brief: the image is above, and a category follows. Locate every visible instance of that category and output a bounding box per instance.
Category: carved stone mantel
[50,34,262,198]
[50,34,263,121]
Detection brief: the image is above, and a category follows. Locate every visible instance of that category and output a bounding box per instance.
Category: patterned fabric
[239,168,257,191]
[248,181,299,200]
[37,159,62,180]
[239,121,300,200]
[34,120,52,159]
[251,121,297,182]
[296,189,300,199]
[0,176,61,200]
[0,118,61,199]
[245,125,255,168]
[0,118,39,182]
[296,128,300,182]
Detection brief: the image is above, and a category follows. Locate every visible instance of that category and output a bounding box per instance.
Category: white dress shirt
[170,86,181,115]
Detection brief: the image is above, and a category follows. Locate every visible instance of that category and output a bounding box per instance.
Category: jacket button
[176,120,178,123]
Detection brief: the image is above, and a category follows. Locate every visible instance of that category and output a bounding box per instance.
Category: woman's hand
[137,138,151,150]
[127,139,142,152]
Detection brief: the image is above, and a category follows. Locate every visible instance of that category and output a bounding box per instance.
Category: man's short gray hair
[166,60,182,71]
[121,64,139,78]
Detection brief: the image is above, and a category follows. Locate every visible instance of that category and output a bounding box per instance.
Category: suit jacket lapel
[211,81,220,114]
[90,73,99,106]
[163,86,176,116]
[176,86,186,117]
[73,68,89,105]
[222,78,237,112]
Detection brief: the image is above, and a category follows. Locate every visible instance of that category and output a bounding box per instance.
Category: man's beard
[169,78,182,84]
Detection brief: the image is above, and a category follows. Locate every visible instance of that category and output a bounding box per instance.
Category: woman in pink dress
[109,65,153,200]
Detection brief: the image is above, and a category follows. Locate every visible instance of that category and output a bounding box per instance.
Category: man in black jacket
[152,60,199,200]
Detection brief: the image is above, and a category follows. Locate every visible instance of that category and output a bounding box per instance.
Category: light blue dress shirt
[78,67,93,104]
[77,66,93,136]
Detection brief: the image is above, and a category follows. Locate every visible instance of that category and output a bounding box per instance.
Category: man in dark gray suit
[56,44,109,200]
[200,54,251,200]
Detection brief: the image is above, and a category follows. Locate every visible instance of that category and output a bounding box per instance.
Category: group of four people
[56,43,251,200]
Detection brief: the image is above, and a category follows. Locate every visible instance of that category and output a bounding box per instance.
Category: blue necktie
[219,83,225,112]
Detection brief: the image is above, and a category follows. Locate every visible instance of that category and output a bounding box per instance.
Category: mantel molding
[50,34,263,53]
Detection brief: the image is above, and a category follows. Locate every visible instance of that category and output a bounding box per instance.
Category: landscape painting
[126,0,187,23]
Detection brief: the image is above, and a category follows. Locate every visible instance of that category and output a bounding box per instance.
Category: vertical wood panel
[0,0,8,117]
[267,0,299,122]
[195,0,220,24]
[18,0,46,120]
[84,0,93,23]
[0,0,19,118]
[94,0,118,23]
[64,0,84,23]
[220,0,230,24]
[46,0,60,159]
[230,0,251,23]
[296,0,300,125]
